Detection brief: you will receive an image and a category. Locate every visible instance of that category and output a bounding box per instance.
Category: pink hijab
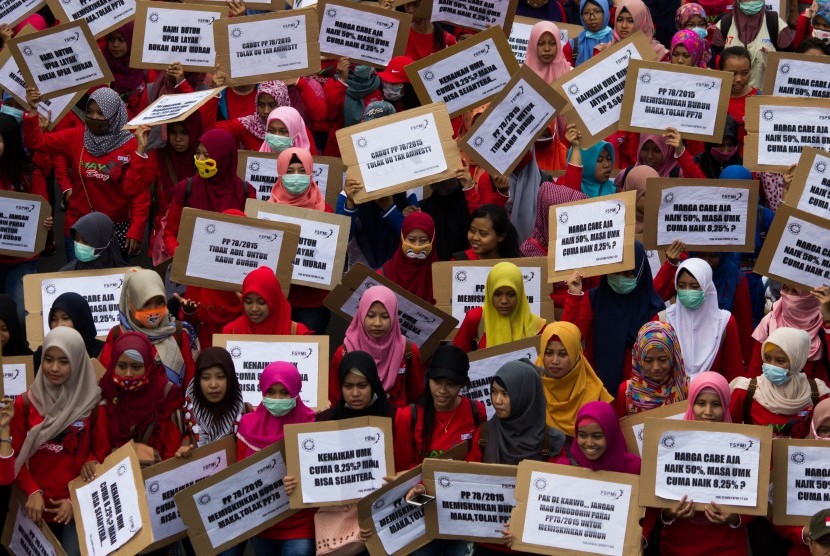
[269,147,326,210]
[236,361,315,450]
[524,21,572,83]
[638,134,678,178]
[616,0,669,60]
[683,371,732,422]
[567,401,641,474]
[343,286,407,392]
[258,106,312,153]
[753,289,824,361]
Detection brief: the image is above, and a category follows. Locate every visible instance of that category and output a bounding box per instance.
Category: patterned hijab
[671,29,709,67]
[626,321,688,414]
[185,347,244,445]
[83,88,133,157]
[238,81,291,140]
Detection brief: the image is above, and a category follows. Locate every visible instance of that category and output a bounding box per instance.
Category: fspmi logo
[601,489,624,500]
[522,271,534,282]
[291,348,314,359]
[721,192,743,201]
[533,477,547,491]
[791,451,806,465]
[605,203,622,215]
[258,458,277,474]
[15,204,35,213]
[473,44,490,57]
[661,435,676,449]
[302,438,316,452]
[509,86,524,104]
[816,161,828,174]
[230,346,243,358]
[375,20,394,29]
[64,32,79,43]
[314,228,334,238]
[283,19,302,30]
[410,119,429,132]
[203,456,222,472]
[454,270,467,282]
[729,440,754,451]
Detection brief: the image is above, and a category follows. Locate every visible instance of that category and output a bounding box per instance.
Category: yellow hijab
[535,321,613,436]
[483,262,545,347]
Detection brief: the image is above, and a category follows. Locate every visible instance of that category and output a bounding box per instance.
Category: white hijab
[666,258,731,378]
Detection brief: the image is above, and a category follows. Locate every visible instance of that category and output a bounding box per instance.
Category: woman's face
[268,118,289,136]
[722,56,751,96]
[405,228,430,246]
[200,365,228,403]
[107,31,128,58]
[168,124,190,154]
[581,2,605,33]
[491,381,511,419]
[815,417,830,438]
[429,378,462,411]
[243,294,269,324]
[114,353,146,378]
[672,44,694,66]
[49,309,74,330]
[692,390,725,422]
[536,32,558,64]
[0,319,7,349]
[543,339,573,379]
[615,9,636,39]
[577,421,607,460]
[141,296,166,311]
[195,143,211,162]
[676,271,701,291]
[85,100,109,136]
[594,148,613,182]
[342,370,372,410]
[285,162,307,175]
[763,347,791,370]
[42,346,72,386]
[639,140,664,169]
[257,93,279,122]
[492,286,518,316]
[468,217,503,258]
[641,347,672,383]
[683,15,707,29]
[363,301,392,339]
[264,382,291,399]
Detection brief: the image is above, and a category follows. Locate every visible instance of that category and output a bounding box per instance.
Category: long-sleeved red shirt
[328,343,424,409]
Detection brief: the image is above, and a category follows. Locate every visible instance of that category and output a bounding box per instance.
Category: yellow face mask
[194,156,218,179]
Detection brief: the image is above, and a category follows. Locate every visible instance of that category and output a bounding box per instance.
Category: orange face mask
[131,305,168,328]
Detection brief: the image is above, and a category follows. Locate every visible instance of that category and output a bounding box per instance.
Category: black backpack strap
[720,13,733,40]
[809,378,820,407]
[470,399,480,429]
[452,250,469,261]
[477,422,488,450]
[540,428,551,460]
[564,443,579,466]
[819,331,830,382]
[404,342,413,362]
[175,320,183,348]
[766,11,779,47]
[409,403,417,437]
[183,177,193,207]
[743,377,757,425]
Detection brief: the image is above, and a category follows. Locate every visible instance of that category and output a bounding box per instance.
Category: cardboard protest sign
[406,26,518,118]
[182,0,281,8]
[0,0,44,28]
[786,146,830,221]
[642,178,759,252]
[507,16,582,64]
[170,207,299,293]
[211,334,329,411]
[512,460,643,556]
[459,66,565,178]
[762,51,830,99]
[45,0,135,38]
[123,87,223,129]
[772,439,830,526]
[1,487,66,556]
[0,355,33,399]
[238,151,343,206]
[744,96,830,172]
[548,191,637,281]
[619,400,688,457]
[464,337,538,419]
[175,441,297,555]
[0,24,84,130]
[285,416,395,508]
[130,1,226,71]
[640,418,773,516]
[23,267,133,348]
[619,59,732,143]
[754,204,830,290]
[421,459,516,541]
[430,0,518,33]
[8,20,113,100]
[551,32,656,147]
[318,0,411,68]
[141,437,236,551]
[432,258,553,327]
[245,199,349,290]
[0,190,50,258]
[323,263,458,359]
[337,102,461,204]
[69,442,154,556]
[214,9,321,87]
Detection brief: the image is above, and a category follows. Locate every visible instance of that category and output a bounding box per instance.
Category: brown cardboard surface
[1,486,66,556]
[0,190,50,257]
[45,0,134,38]
[123,87,225,130]
[771,439,830,526]
[0,355,34,398]
[619,400,689,456]
[762,51,830,97]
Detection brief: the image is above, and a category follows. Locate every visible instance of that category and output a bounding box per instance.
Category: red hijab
[223,266,293,335]
[100,331,181,448]
[103,23,146,95]
[382,211,438,304]
[184,129,248,212]
[157,113,202,197]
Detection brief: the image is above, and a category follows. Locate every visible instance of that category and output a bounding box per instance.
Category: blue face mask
[677,289,706,309]
[0,104,24,124]
[282,174,311,195]
[265,133,292,153]
[74,242,100,262]
[261,396,296,417]
[762,363,791,386]
[693,27,708,41]
[607,274,638,295]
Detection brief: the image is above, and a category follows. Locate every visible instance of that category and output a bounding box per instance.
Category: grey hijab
[507,154,542,244]
[61,212,129,271]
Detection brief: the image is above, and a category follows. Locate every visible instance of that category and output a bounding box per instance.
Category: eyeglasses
[581,9,603,18]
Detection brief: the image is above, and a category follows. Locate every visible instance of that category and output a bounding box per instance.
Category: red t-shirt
[329,343,425,409]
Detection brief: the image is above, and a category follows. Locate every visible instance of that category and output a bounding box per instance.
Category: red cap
[377,56,414,84]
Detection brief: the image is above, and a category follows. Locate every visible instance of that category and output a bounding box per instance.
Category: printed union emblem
[423,70,435,81]
[22,47,32,56]
[664,192,674,203]
[45,283,57,295]
[473,136,484,147]
[326,8,337,17]
[357,137,368,148]
[231,28,242,38]
[780,64,790,74]
[788,223,802,235]
[558,212,568,224]
[522,271,534,282]
[762,109,774,121]
[149,481,160,494]
[149,12,159,23]
[791,451,806,464]
[373,498,386,511]
[816,161,827,173]
[567,84,579,95]
[661,435,676,449]
[302,438,316,452]
[250,161,260,172]
[438,476,451,488]
[117,464,127,476]
[639,73,651,84]
[230,346,242,358]
[455,270,467,282]
[198,494,211,505]
[534,477,547,491]
[205,224,216,234]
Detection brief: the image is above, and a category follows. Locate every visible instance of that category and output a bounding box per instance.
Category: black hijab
[419,179,470,261]
[323,350,390,421]
[61,212,129,271]
[48,292,103,358]
[0,295,31,356]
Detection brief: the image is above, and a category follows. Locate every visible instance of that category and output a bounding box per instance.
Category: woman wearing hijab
[621,165,658,236]
[99,268,197,390]
[750,285,830,379]
[34,293,103,368]
[536,322,613,437]
[318,351,392,422]
[102,23,147,118]
[381,212,439,304]
[323,59,383,143]
[619,321,687,416]
[419,176,472,261]
[163,129,256,257]
[563,241,665,393]
[665,258,744,381]
[213,81,293,151]
[525,21,572,83]
[259,106,315,155]
[454,262,547,353]
[694,116,742,179]
[730,327,830,437]
[675,3,714,61]
[574,141,615,197]
[0,294,31,356]
[222,266,310,336]
[713,0,794,87]
[520,182,587,257]
[100,331,183,464]
[656,372,749,555]
[329,286,424,408]
[60,212,129,271]
[567,0,614,66]
[607,0,669,60]
[811,398,830,439]
[182,347,245,448]
[11,327,108,555]
[670,29,711,67]
[237,362,316,556]
[24,86,153,258]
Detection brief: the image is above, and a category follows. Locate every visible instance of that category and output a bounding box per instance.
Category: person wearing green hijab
[571,141,615,197]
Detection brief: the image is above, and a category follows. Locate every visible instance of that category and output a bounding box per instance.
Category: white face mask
[813,27,830,42]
